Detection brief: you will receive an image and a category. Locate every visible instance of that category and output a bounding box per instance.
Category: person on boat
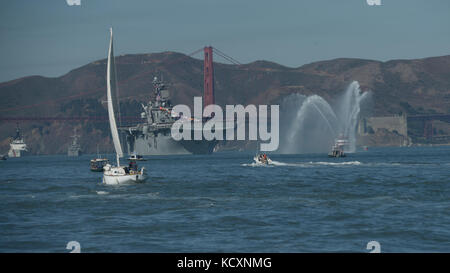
[129,160,137,172]
[258,154,264,163]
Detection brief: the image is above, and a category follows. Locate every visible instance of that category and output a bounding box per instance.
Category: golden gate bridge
[1,47,450,143]
[0,46,240,126]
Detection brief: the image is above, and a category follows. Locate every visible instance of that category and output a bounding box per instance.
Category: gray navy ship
[68,129,82,156]
[121,76,220,155]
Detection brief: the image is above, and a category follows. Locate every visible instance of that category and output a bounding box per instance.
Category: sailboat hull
[103,171,147,185]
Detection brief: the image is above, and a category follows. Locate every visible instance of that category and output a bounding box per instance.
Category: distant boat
[90,145,109,172]
[0,154,7,160]
[254,153,273,165]
[102,28,147,185]
[8,124,28,158]
[90,158,109,172]
[68,128,82,156]
[128,153,146,161]
[328,143,346,158]
[328,134,347,158]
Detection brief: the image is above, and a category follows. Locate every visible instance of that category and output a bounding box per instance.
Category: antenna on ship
[15,122,20,139]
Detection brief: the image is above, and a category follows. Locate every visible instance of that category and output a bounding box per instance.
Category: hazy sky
[0,0,449,82]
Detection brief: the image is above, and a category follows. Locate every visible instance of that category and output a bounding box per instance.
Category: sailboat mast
[107,27,124,164]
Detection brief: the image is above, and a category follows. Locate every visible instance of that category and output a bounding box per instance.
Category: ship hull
[68,150,81,157]
[129,133,217,155]
[8,141,28,158]
[103,172,147,185]
[8,148,27,158]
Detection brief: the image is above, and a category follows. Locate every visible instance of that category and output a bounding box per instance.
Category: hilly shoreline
[1,52,449,155]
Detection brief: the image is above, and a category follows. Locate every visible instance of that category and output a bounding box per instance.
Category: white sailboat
[103,28,147,185]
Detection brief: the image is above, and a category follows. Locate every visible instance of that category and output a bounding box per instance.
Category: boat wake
[311,161,362,166]
[242,159,448,169]
[270,160,290,166]
[242,160,362,168]
[242,160,307,167]
[242,162,275,167]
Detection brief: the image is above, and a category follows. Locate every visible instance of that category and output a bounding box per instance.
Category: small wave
[96,191,109,195]
[366,162,442,167]
[144,192,160,199]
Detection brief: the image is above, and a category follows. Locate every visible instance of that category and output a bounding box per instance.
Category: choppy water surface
[1,146,449,252]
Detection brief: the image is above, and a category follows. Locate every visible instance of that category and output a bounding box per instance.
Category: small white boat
[254,154,273,165]
[8,125,28,158]
[328,134,348,158]
[103,28,147,185]
[328,144,346,158]
[128,153,146,161]
[103,163,146,184]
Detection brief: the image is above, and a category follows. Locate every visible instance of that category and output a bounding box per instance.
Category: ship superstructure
[8,125,28,158]
[121,47,238,155]
[122,76,219,155]
[68,128,82,156]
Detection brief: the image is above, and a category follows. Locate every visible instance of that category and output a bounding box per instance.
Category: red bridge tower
[203,46,215,109]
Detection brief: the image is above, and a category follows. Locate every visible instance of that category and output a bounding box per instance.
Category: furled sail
[107,28,123,158]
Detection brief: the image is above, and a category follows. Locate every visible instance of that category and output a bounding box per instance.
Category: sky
[0,0,449,82]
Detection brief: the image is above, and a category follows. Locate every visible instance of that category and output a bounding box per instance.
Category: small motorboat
[90,145,109,172]
[128,153,146,161]
[254,153,273,165]
[90,158,109,172]
[328,134,348,158]
[328,144,346,158]
[0,154,7,160]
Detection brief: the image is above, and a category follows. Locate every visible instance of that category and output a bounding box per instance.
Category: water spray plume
[278,81,371,154]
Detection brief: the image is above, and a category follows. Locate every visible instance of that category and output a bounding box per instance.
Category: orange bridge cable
[212,47,242,65]
[187,48,205,58]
